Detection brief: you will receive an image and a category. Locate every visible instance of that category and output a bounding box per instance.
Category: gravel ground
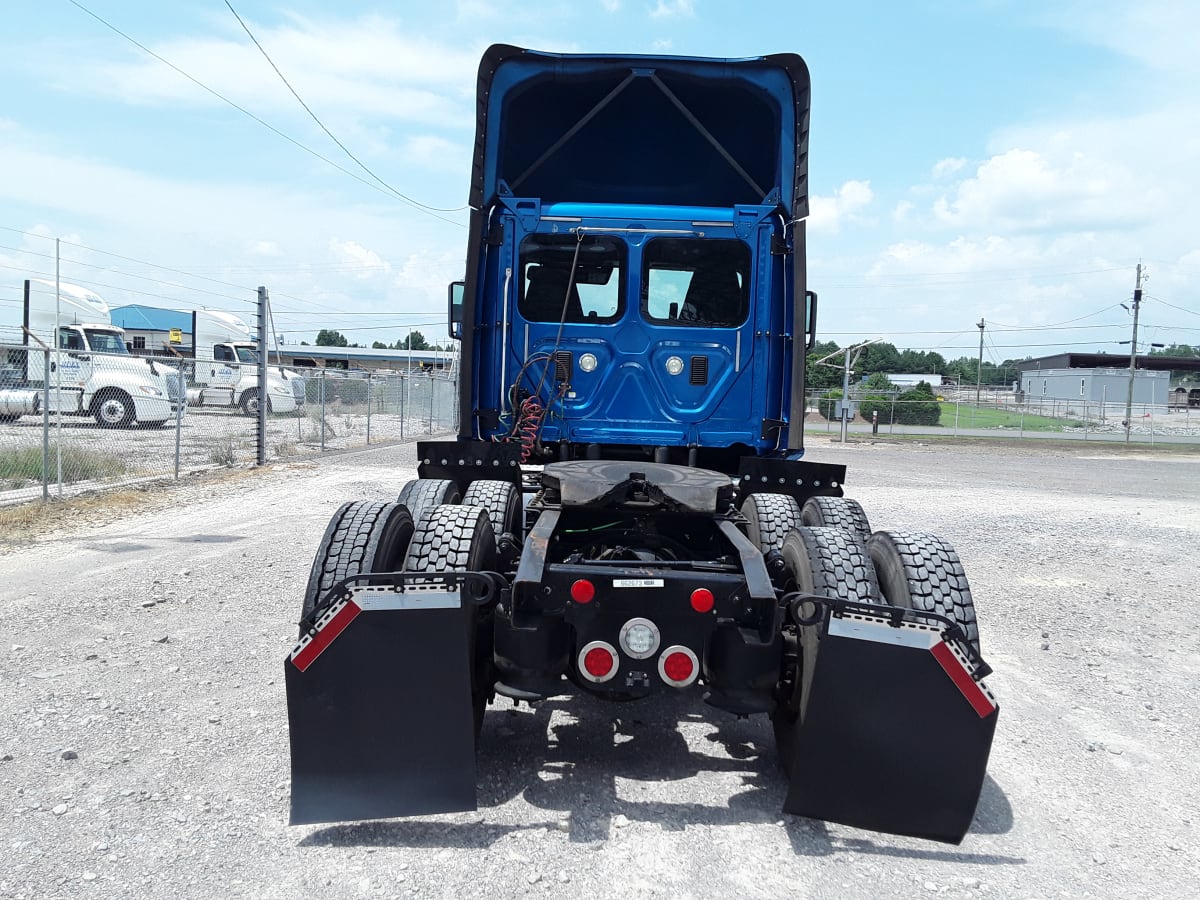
[1,436,1197,899]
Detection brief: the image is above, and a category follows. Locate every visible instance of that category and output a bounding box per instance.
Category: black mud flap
[286,582,479,826]
[783,612,999,844]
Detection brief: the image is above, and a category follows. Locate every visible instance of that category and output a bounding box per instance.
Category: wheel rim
[99,397,127,425]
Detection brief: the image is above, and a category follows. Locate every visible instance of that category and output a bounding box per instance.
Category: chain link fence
[806,387,1200,443]
[1,339,459,506]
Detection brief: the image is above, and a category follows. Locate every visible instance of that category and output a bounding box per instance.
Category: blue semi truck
[286,45,998,844]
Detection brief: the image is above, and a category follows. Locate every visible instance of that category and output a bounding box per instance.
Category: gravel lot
[1,436,1197,899]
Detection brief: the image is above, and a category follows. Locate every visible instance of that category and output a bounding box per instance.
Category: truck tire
[867,530,980,653]
[92,388,135,428]
[402,504,498,736]
[800,496,872,544]
[740,492,802,553]
[772,526,879,773]
[396,478,461,526]
[301,500,415,623]
[461,480,521,543]
[239,389,270,416]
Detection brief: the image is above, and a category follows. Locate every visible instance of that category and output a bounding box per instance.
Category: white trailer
[0,280,184,427]
[186,309,304,415]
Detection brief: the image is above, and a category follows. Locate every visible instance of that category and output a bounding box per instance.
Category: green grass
[0,445,127,488]
[938,403,1085,431]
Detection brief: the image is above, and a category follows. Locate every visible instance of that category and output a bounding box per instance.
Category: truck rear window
[518,234,625,323]
[642,238,750,328]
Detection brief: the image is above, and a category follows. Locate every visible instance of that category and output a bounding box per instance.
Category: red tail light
[570,579,596,604]
[658,646,699,687]
[690,588,714,613]
[578,641,618,683]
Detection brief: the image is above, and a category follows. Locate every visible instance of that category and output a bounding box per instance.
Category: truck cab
[452,46,813,467]
[0,280,184,427]
[188,310,304,415]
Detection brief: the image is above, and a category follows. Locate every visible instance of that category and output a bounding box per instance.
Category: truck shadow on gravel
[301,692,1018,863]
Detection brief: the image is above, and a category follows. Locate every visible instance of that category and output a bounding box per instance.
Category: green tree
[404,331,430,351]
[371,341,388,349]
[315,329,349,347]
[862,371,894,391]
[895,380,941,426]
[805,340,843,391]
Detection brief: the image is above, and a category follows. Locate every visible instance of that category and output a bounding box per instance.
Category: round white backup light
[665,356,684,376]
[579,352,598,372]
[619,617,661,660]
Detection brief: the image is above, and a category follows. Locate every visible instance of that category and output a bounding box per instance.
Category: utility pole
[1123,264,1144,444]
[975,318,985,406]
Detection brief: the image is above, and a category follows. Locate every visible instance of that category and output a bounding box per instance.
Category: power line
[64,0,465,228]
[223,0,466,216]
[1146,295,1200,319]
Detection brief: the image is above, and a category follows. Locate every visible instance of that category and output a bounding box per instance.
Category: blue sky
[2,0,1197,364]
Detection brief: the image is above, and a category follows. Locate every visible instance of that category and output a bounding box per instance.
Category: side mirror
[447,281,465,340]
[805,290,818,351]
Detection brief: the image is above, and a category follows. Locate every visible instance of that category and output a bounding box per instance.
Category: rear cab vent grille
[690,355,708,385]
[554,350,573,384]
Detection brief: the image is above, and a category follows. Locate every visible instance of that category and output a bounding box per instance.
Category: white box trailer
[0,280,184,427]
[186,309,304,415]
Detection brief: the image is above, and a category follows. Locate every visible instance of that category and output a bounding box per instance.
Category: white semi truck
[185,309,304,416]
[0,280,184,427]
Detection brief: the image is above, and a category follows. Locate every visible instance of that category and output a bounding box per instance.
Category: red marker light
[578,641,618,683]
[690,588,714,613]
[658,645,700,687]
[571,579,596,604]
[584,647,615,679]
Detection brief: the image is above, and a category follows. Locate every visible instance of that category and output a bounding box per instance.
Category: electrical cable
[64,0,465,227]
[223,0,467,215]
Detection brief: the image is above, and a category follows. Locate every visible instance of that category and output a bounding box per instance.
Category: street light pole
[1123,264,1144,444]
[975,318,985,406]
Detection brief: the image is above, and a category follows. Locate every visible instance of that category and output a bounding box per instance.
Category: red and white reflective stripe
[290,598,362,672]
[828,613,996,718]
[931,640,997,718]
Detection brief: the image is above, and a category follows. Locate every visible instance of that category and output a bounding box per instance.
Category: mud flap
[286,585,478,826]
[783,612,999,844]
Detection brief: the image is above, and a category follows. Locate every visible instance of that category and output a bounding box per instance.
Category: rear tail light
[658,646,699,687]
[578,641,618,683]
[570,579,596,603]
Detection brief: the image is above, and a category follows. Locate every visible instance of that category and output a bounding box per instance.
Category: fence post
[41,346,50,502]
[428,376,435,432]
[400,375,406,441]
[366,373,372,446]
[320,369,327,451]
[173,382,183,478]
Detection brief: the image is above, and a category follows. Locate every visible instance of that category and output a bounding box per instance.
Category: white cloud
[650,0,695,19]
[33,17,481,130]
[329,239,391,279]
[249,241,283,257]
[809,180,874,234]
[932,157,966,179]
[930,147,1143,233]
